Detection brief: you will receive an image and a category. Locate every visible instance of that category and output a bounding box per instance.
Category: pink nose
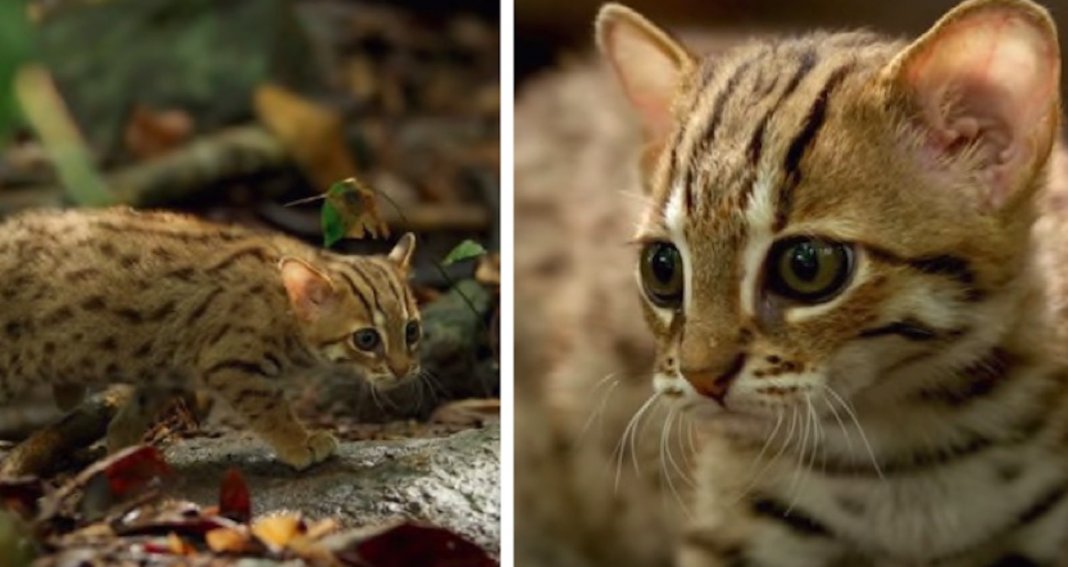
[682,354,745,405]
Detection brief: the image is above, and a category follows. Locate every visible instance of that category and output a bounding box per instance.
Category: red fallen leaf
[103,445,170,498]
[338,522,497,567]
[218,468,251,523]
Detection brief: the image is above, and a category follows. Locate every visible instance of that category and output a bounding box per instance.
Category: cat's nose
[387,359,411,378]
[681,353,746,405]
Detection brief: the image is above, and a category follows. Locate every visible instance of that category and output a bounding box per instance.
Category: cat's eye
[405,320,421,345]
[767,237,853,303]
[352,328,381,351]
[640,242,683,308]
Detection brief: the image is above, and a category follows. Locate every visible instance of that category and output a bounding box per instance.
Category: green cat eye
[640,242,684,308]
[767,237,853,303]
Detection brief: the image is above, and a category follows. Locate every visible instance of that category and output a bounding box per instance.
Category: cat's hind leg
[106,386,178,452]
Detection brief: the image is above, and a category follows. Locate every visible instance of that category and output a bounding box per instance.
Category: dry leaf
[254,84,359,192]
[475,253,500,287]
[305,518,341,540]
[166,532,195,556]
[322,177,389,245]
[205,527,252,554]
[251,514,302,551]
[124,104,194,160]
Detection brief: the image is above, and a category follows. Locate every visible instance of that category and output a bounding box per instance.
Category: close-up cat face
[601,0,1061,431]
[281,233,423,387]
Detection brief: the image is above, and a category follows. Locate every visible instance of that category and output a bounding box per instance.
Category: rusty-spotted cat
[0,207,421,470]
[599,0,1068,564]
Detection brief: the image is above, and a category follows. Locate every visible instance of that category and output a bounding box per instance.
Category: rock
[160,425,500,554]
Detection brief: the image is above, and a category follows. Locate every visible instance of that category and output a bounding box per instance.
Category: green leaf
[15,66,114,206]
[442,240,486,266]
[0,0,32,141]
[321,198,345,248]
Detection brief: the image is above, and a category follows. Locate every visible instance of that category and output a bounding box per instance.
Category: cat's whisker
[578,377,621,445]
[819,384,853,455]
[630,393,663,475]
[730,405,793,507]
[660,407,693,518]
[787,395,821,514]
[589,372,620,396]
[825,385,884,481]
[686,418,699,458]
[612,392,661,493]
[784,399,813,514]
[676,412,697,474]
[744,410,784,480]
[419,369,448,399]
[663,407,694,489]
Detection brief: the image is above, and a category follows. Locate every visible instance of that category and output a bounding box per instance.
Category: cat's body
[519,0,1068,564]
[0,208,421,469]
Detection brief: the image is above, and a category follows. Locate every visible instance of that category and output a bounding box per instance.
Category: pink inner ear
[902,7,1059,206]
[601,15,685,140]
[281,260,333,320]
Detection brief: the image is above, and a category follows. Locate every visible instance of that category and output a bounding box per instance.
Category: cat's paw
[276,431,338,470]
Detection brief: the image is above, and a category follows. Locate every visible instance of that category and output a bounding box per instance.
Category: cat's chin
[683,402,779,436]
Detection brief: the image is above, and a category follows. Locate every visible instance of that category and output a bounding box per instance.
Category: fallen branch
[0,125,286,214]
[0,386,132,478]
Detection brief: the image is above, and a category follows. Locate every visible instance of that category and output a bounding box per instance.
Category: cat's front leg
[200,359,337,470]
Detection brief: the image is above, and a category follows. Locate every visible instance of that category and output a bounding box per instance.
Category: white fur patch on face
[740,171,776,319]
[653,372,689,396]
[664,181,693,312]
[372,311,389,350]
[323,341,350,363]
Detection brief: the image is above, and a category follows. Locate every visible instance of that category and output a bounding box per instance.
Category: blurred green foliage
[37,0,320,154]
[443,240,488,266]
[0,0,33,141]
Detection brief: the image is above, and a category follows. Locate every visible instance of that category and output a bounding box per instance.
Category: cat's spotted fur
[596,0,1068,564]
[0,208,421,469]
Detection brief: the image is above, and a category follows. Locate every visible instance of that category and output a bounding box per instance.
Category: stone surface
[160,425,500,554]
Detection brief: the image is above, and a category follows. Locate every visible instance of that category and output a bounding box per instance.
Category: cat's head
[598,0,1060,426]
[279,233,422,387]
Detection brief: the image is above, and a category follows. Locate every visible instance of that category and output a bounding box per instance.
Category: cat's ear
[596,4,695,141]
[280,258,337,322]
[882,0,1060,209]
[387,232,416,271]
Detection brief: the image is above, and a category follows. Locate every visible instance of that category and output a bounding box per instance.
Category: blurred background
[0,0,500,449]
